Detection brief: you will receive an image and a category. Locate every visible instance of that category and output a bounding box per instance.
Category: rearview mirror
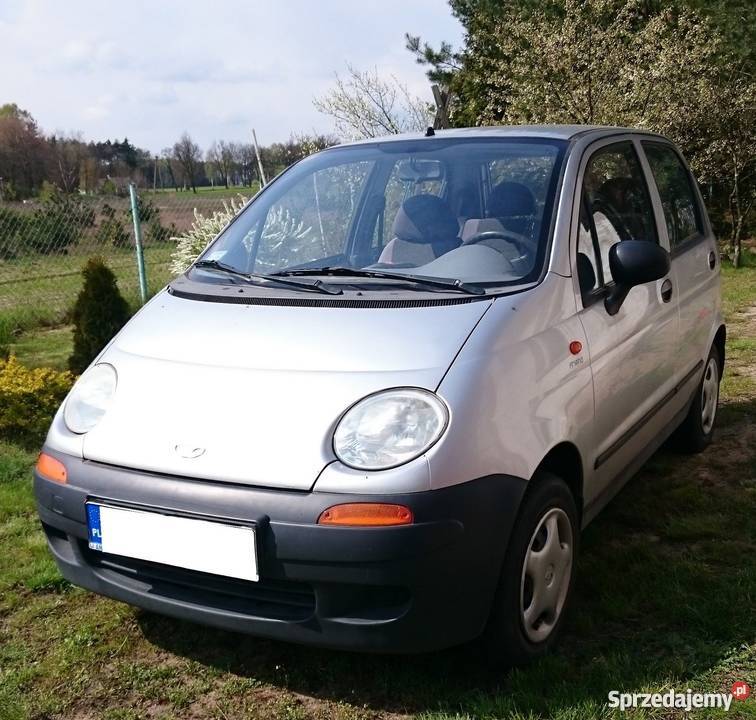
[605,240,670,316]
[396,158,444,183]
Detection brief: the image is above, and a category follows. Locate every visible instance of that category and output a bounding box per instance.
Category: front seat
[461,180,537,244]
[488,181,536,236]
[378,194,461,266]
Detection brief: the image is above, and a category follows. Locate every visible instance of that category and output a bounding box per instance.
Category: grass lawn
[0,266,754,719]
[10,326,73,370]
[143,184,260,198]
[0,187,254,333]
[0,245,175,332]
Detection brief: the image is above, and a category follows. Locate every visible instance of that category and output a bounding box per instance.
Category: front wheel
[673,346,721,453]
[484,473,579,667]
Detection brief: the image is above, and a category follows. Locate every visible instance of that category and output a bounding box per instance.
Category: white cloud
[82,93,117,121]
[0,0,462,151]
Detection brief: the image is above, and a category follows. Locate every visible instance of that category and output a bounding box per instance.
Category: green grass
[0,187,253,333]
[0,245,174,332]
[10,325,73,370]
[0,266,754,719]
[143,183,260,197]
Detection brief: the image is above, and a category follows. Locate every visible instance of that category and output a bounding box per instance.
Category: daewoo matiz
[35,126,724,665]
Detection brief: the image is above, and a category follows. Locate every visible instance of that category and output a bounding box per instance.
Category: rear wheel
[484,473,578,667]
[674,346,721,453]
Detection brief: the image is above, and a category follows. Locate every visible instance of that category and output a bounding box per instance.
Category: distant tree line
[0,102,336,200]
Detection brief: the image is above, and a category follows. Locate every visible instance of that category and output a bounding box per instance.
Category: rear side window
[642,142,703,247]
[577,142,657,293]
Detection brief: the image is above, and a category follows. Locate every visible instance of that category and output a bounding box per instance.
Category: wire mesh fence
[0,187,251,330]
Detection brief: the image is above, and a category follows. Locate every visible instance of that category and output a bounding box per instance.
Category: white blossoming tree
[473,0,755,265]
[170,196,248,275]
[313,64,433,140]
[169,196,313,275]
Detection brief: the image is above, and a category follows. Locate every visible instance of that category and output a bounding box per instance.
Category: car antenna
[425,126,435,137]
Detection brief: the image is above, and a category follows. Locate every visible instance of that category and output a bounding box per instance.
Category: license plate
[85,503,258,582]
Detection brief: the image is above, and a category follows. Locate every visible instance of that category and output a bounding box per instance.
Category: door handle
[708,251,716,270]
[660,278,673,303]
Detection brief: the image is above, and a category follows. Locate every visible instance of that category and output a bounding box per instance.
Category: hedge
[0,356,73,447]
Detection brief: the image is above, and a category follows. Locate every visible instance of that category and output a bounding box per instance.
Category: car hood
[82,290,491,489]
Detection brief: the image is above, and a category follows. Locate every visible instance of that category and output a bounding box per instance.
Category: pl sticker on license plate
[87,503,103,551]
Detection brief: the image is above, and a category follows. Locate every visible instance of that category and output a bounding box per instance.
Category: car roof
[336,124,668,147]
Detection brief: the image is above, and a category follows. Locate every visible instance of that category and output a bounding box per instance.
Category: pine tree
[68,258,130,374]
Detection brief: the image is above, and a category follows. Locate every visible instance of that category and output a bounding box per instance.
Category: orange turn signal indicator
[36,453,67,484]
[318,503,413,527]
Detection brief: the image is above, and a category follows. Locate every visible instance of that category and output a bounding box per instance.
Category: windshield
[198,137,567,290]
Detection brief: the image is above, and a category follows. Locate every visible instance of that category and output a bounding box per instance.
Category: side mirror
[605,240,670,316]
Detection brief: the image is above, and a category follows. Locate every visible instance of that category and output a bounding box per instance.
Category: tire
[673,345,721,454]
[483,472,579,668]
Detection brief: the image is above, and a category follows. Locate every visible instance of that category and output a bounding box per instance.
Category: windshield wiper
[193,259,343,295]
[271,266,486,296]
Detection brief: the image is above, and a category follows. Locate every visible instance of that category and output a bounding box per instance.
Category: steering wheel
[464,229,538,257]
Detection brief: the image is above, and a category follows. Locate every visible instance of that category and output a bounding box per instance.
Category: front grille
[81,544,315,622]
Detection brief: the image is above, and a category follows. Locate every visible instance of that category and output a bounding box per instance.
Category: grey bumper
[35,448,527,653]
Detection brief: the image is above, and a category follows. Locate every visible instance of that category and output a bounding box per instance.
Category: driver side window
[577,142,657,301]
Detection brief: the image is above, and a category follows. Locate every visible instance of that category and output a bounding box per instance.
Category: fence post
[128,183,148,306]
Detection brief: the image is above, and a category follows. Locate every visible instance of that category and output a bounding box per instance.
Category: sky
[0,0,463,153]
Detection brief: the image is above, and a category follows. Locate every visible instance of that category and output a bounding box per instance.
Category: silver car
[35,125,724,664]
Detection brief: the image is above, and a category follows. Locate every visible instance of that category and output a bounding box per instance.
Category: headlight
[333,388,449,470]
[64,363,117,434]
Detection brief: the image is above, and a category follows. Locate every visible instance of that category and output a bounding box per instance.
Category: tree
[160,148,180,190]
[0,104,48,198]
[686,69,755,266]
[68,258,130,374]
[407,1,551,127]
[408,0,755,264]
[207,140,237,188]
[216,140,236,187]
[172,132,202,193]
[205,142,220,186]
[313,64,432,139]
[234,142,257,187]
[482,1,754,264]
[260,133,337,179]
[48,133,88,193]
[170,196,248,274]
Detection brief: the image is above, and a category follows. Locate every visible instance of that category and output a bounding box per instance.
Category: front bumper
[34,448,526,653]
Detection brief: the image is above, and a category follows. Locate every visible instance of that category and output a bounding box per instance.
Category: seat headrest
[392,194,459,245]
[489,181,536,218]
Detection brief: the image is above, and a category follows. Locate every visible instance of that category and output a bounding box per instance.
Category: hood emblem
[174,443,206,459]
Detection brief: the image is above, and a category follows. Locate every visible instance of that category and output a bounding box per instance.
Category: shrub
[0,317,12,360]
[127,196,159,224]
[101,179,117,196]
[38,180,59,203]
[96,204,130,248]
[146,218,177,245]
[170,195,247,274]
[0,355,73,446]
[0,206,33,259]
[68,258,131,375]
[24,194,95,255]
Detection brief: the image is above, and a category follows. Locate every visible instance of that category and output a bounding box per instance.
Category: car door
[640,140,719,386]
[573,138,679,510]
